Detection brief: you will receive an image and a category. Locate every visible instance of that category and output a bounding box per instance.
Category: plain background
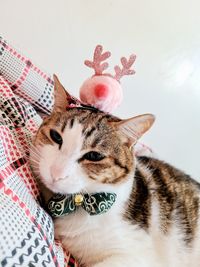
[1,0,200,179]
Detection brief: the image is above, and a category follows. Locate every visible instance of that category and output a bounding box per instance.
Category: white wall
[1,0,200,179]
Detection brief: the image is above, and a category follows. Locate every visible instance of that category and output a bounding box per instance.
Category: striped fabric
[0,36,78,267]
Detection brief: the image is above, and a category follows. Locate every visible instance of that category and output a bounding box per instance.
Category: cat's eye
[50,129,63,146]
[82,151,105,162]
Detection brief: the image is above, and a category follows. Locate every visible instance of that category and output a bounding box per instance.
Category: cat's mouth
[51,176,68,183]
[46,177,84,195]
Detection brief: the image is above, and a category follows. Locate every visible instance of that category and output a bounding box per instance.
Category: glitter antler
[84,45,111,75]
[114,54,136,82]
[80,45,137,112]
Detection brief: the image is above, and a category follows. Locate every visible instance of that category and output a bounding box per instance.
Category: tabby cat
[30,76,200,267]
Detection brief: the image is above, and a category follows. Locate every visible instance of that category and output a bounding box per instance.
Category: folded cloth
[0,36,78,267]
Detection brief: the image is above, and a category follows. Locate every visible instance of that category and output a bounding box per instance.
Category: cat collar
[47,192,117,217]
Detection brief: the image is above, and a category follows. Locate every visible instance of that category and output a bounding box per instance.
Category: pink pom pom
[80,45,136,113]
[79,76,123,113]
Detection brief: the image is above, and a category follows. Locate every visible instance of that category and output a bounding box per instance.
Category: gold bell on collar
[74,194,84,206]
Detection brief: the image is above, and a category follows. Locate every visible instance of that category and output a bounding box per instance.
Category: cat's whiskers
[28,147,44,173]
[29,162,39,168]
[28,159,39,167]
[29,142,40,150]
[29,157,40,165]
[29,143,43,155]
[22,148,34,157]
[29,161,40,175]
[30,164,40,171]
[24,148,42,162]
[29,149,42,159]
[30,158,40,166]
[29,145,41,154]
[28,148,41,157]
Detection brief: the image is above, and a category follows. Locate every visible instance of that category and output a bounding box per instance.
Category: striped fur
[126,156,200,245]
[33,108,133,186]
[30,78,200,267]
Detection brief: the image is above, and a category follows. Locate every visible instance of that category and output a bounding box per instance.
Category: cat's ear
[113,114,155,147]
[53,74,71,112]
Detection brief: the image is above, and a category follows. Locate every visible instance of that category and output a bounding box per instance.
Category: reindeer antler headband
[57,45,136,113]
[84,45,136,82]
[79,45,136,113]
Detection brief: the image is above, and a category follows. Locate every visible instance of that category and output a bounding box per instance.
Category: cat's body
[52,156,200,267]
[30,76,200,267]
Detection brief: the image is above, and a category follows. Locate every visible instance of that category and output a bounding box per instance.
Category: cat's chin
[43,181,84,195]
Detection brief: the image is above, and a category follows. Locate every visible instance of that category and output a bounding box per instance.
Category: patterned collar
[47,192,117,217]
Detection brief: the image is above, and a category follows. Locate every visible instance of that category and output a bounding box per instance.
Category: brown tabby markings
[34,107,200,246]
[61,120,67,132]
[35,108,133,185]
[35,128,53,146]
[126,167,151,230]
[125,156,200,245]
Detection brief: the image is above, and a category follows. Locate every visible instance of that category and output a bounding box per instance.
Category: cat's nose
[50,167,65,182]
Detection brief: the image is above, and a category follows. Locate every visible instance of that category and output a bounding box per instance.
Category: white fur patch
[32,120,200,267]
[38,120,88,194]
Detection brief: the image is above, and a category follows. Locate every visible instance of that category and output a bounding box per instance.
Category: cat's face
[30,75,155,195]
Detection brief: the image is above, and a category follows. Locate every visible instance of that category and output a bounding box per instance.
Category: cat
[30,75,200,267]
